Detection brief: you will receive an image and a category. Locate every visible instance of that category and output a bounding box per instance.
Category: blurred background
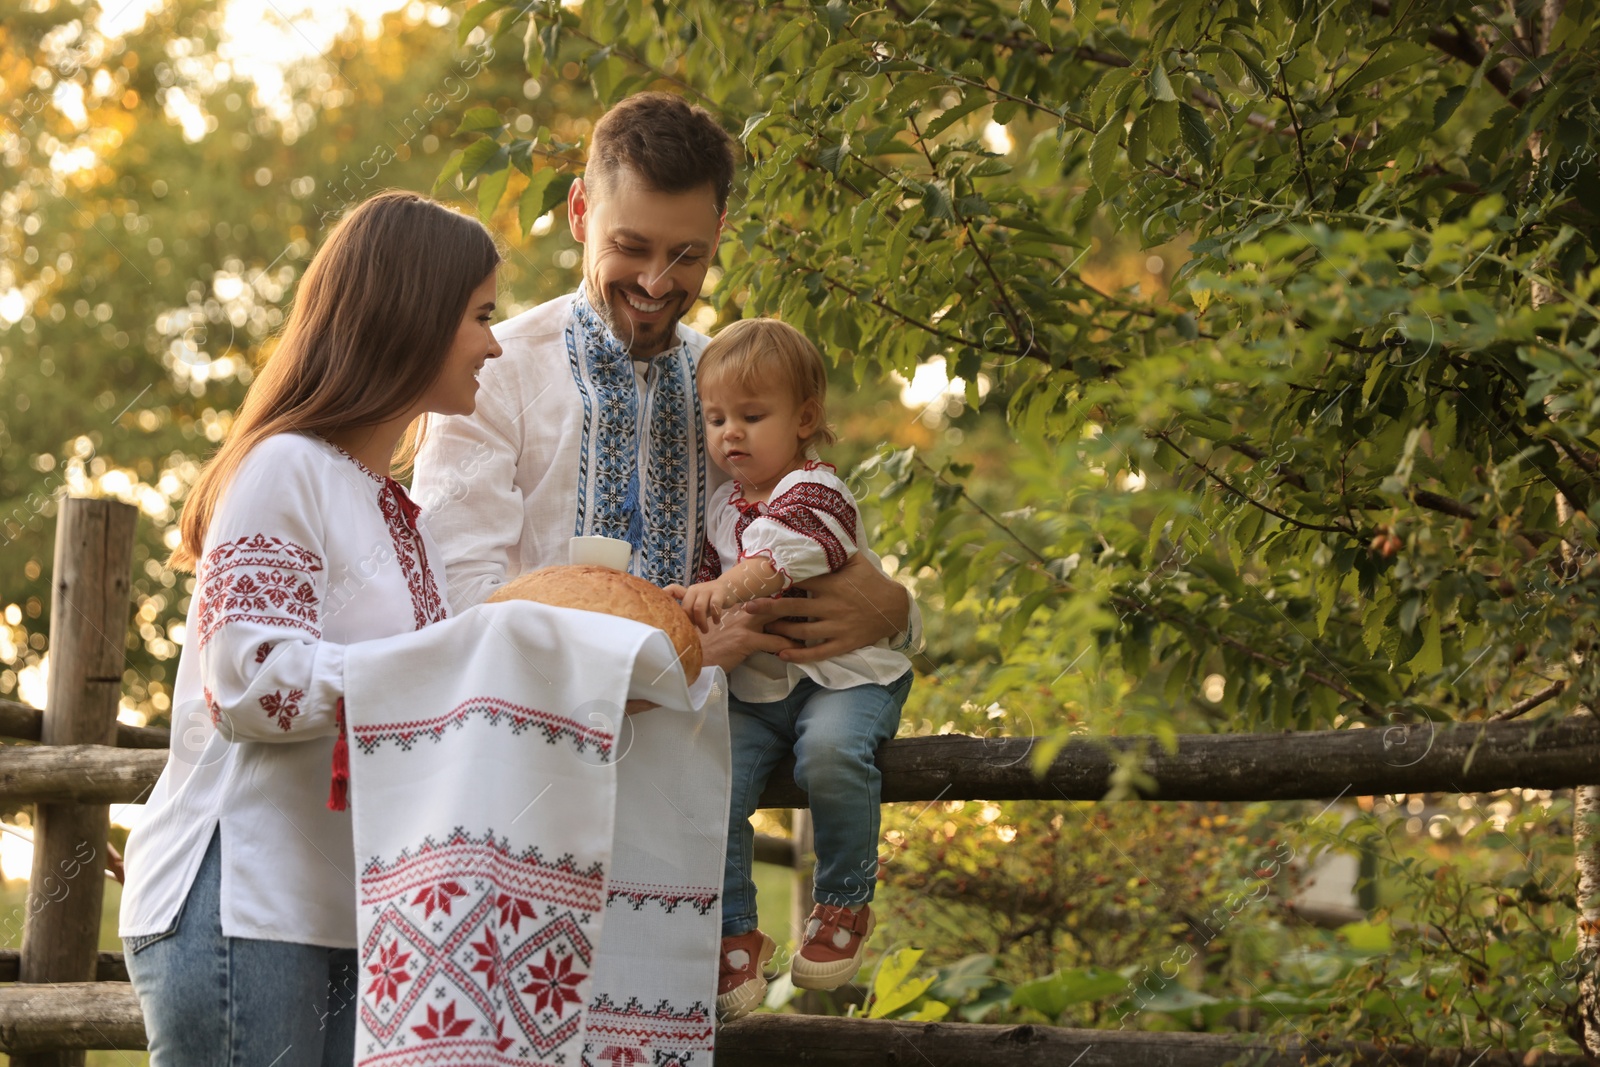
[2,0,1592,1059]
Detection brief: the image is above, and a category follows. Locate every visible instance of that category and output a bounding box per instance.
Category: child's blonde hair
[697,318,837,446]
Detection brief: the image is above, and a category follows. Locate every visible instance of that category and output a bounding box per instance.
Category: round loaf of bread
[487,565,702,683]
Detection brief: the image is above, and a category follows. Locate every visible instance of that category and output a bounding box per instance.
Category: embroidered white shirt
[412,290,922,652]
[703,464,912,702]
[119,433,449,948]
[411,290,718,600]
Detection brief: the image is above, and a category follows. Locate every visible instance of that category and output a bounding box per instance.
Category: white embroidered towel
[342,601,729,1067]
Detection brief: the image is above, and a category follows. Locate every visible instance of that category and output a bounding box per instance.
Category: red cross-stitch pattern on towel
[581,996,713,1067]
[358,827,607,1066]
[603,881,719,916]
[195,534,323,649]
[351,696,615,761]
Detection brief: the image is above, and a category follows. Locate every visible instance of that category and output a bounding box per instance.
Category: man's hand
[698,603,797,673]
[742,554,911,664]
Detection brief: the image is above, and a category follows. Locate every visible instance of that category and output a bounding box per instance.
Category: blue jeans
[124,829,358,1067]
[721,673,911,938]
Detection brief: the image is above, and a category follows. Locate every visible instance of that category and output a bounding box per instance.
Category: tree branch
[1369,1,1524,106]
[1488,678,1567,721]
[903,106,1035,361]
[1155,431,1357,535]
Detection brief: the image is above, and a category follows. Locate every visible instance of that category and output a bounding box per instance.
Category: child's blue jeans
[721,672,912,938]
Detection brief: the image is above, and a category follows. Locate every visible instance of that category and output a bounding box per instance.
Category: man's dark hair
[587,92,737,215]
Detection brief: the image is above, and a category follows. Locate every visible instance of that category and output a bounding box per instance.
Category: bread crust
[487,565,702,683]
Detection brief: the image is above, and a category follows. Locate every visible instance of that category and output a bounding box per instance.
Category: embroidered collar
[564,284,708,587]
[325,440,384,484]
[572,283,687,368]
[726,461,839,516]
[385,479,423,534]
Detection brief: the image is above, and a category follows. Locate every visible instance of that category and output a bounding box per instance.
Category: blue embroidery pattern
[565,287,705,586]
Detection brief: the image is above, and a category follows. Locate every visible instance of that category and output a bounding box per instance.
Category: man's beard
[588,281,687,358]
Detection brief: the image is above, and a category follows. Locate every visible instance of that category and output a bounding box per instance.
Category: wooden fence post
[16,498,138,1067]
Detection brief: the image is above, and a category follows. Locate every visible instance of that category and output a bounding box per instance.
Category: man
[413,92,916,671]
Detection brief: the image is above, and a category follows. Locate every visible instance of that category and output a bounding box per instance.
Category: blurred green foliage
[3,0,1600,1056]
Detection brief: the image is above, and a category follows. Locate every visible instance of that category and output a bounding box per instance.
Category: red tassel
[328,697,350,812]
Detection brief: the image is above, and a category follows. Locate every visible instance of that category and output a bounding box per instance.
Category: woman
[119,190,502,1065]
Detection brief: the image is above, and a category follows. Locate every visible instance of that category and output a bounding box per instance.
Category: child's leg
[791,673,912,908]
[722,695,800,938]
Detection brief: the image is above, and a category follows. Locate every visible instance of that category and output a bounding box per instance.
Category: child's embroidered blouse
[699,463,912,702]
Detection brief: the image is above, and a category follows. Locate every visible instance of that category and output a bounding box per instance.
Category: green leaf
[433,148,466,194]
[1020,0,1054,45]
[457,0,506,45]
[1415,611,1443,674]
[1177,102,1212,165]
[1232,47,1273,96]
[1340,42,1429,97]
[922,93,987,141]
[476,164,510,222]
[868,948,935,1018]
[1432,85,1468,130]
[1147,99,1179,151]
[454,107,505,136]
[1138,985,1220,1016]
[1010,967,1127,1019]
[756,18,807,71]
[1089,114,1122,197]
[1126,108,1149,170]
[1147,60,1178,102]
[458,137,508,185]
[522,14,545,78]
[518,168,558,234]
[589,54,626,103]
[922,181,953,220]
[539,171,576,220]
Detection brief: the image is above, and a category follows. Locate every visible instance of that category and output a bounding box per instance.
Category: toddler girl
[667,318,912,1019]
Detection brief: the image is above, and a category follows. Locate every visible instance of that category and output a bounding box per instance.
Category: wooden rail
[0,952,126,984]
[0,698,170,749]
[714,1014,1590,1067]
[3,717,1596,808]
[0,986,1585,1065]
[755,717,1600,805]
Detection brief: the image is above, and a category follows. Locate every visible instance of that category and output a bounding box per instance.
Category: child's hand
[678,582,725,632]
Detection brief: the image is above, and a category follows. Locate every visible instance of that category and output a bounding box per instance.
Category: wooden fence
[1,498,1594,1064]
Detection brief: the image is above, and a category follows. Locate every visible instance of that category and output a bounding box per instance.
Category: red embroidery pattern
[358,827,605,1064]
[378,480,447,631]
[582,996,713,1067]
[203,686,221,726]
[604,881,719,916]
[195,534,323,649]
[254,642,274,664]
[259,688,304,732]
[761,481,858,572]
[694,539,721,584]
[351,696,615,761]
[727,480,858,582]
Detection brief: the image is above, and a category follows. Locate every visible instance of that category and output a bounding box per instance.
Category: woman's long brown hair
[171,190,501,570]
